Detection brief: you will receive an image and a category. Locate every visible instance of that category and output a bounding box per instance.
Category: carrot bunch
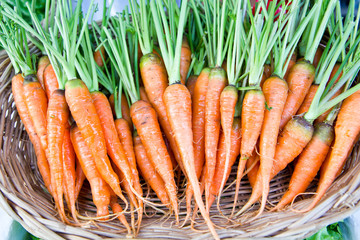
[3,0,360,239]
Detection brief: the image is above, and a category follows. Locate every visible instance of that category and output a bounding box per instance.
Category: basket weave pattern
[1,49,360,239]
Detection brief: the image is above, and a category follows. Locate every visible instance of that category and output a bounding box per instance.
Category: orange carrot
[133,133,170,205]
[186,75,198,98]
[163,83,217,236]
[74,160,86,200]
[185,68,210,218]
[258,76,288,214]
[297,84,319,115]
[234,89,265,211]
[37,56,50,90]
[130,100,178,220]
[109,94,116,116]
[121,93,133,130]
[303,90,360,211]
[70,124,111,218]
[140,54,184,172]
[208,117,241,208]
[204,67,227,209]
[280,61,315,129]
[273,122,334,211]
[180,37,192,84]
[65,79,123,199]
[246,153,260,189]
[237,116,314,215]
[43,64,60,99]
[91,91,134,200]
[62,123,77,221]
[47,89,69,223]
[94,45,106,68]
[12,74,52,194]
[23,74,48,150]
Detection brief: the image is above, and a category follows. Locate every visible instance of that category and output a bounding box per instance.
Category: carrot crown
[150,0,188,84]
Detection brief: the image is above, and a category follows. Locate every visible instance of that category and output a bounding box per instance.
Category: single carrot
[65,79,123,199]
[234,89,265,211]
[94,45,106,68]
[62,123,77,222]
[133,133,170,205]
[297,84,319,115]
[70,124,111,218]
[246,152,260,189]
[303,90,360,212]
[43,64,60,99]
[284,52,297,80]
[91,91,134,201]
[186,75,198,98]
[23,74,48,150]
[37,56,50,90]
[11,74,52,194]
[180,36,192,84]
[109,190,132,236]
[237,116,314,216]
[258,76,288,215]
[140,54,184,172]
[184,68,210,219]
[130,100,178,220]
[204,67,227,209]
[47,89,69,223]
[163,83,216,235]
[273,122,334,211]
[208,117,241,209]
[280,60,315,129]
[115,118,143,233]
[121,93,133,130]
[139,86,150,103]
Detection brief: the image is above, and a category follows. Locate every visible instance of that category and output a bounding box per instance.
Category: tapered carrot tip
[140,53,163,69]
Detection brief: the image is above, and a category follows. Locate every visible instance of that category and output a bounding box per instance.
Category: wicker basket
[1,46,360,240]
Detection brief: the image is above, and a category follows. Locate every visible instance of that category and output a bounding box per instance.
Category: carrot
[109,190,132,235]
[279,61,315,129]
[180,36,192,84]
[258,76,288,215]
[43,64,60,99]
[303,90,360,211]
[23,74,48,150]
[115,118,144,233]
[273,122,334,211]
[62,123,77,222]
[186,75,198,98]
[47,89,69,223]
[163,83,217,236]
[208,117,241,208]
[91,91,134,201]
[11,74,52,194]
[204,67,227,209]
[184,67,210,219]
[94,45,106,68]
[284,52,297,80]
[313,47,323,69]
[140,54,184,172]
[109,94,116,116]
[237,116,314,216]
[74,161,86,200]
[37,56,50,90]
[70,124,111,218]
[133,133,170,205]
[297,84,319,115]
[139,86,149,103]
[65,79,123,199]
[130,100,178,220]
[234,89,265,211]
[246,152,260,189]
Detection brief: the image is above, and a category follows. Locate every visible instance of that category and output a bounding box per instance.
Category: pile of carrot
[2,0,360,239]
